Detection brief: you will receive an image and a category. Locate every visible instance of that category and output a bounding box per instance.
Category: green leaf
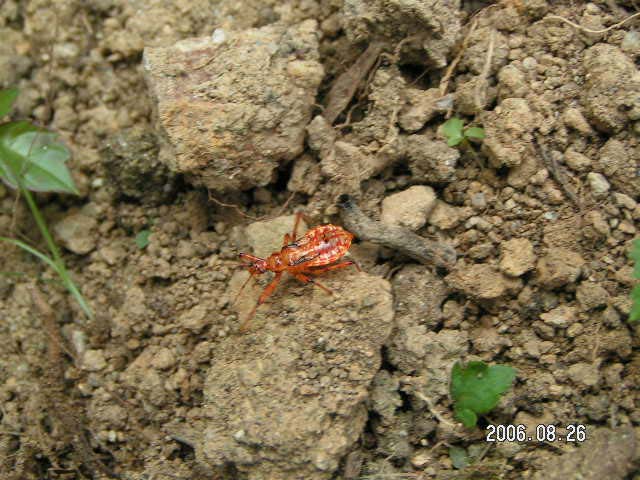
[454,407,478,428]
[449,445,471,469]
[0,88,19,117]
[135,229,151,249]
[630,238,640,279]
[0,121,78,194]
[464,126,485,140]
[442,117,465,147]
[630,285,640,322]
[450,361,516,428]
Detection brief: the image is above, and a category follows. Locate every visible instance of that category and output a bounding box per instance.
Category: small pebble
[586,172,610,197]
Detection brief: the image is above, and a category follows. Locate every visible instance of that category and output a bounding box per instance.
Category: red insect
[236,212,360,332]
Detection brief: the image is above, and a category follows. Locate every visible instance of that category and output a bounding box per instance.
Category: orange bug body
[236,213,360,332]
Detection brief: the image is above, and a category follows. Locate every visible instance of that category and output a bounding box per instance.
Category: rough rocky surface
[143,20,323,191]
[399,88,445,132]
[102,127,176,203]
[200,217,394,479]
[596,139,640,198]
[536,248,585,289]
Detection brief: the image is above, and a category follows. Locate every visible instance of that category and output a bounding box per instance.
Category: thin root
[208,190,296,221]
[545,11,640,34]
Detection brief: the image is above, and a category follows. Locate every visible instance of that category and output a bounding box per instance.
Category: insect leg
[309,260,362,274]
[239,271,283,333]
[293,272,333,295]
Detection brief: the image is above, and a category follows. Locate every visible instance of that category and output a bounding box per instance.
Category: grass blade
[0,236,93,319]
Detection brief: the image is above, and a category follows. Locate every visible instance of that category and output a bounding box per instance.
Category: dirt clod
[499,238,536,277]
[143,20,323,191]
[380,185,436,231]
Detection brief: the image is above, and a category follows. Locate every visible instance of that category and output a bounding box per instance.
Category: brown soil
[1,1,639,479]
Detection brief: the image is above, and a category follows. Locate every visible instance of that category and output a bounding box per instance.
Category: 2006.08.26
[485,424,587,443]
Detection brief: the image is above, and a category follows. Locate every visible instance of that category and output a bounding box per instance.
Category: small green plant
[629,238,640,322]
[135,229,151,249]
[448,445,471,469]
[450,360,516,428]
[441,117,485,147]
[0,87,92,319]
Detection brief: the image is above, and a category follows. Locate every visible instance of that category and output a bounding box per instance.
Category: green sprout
[135,229,151,249]
[629,238,640,322]
[0,87,93,319]
[441,117,485,147]
[450,360,516,428]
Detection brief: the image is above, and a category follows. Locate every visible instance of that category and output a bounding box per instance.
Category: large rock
[499,238,536,277]
[197,216,394,479]
[143,21,323,191]
[53,212,98,255]
[201,271,394,479]
[536,248,585,290]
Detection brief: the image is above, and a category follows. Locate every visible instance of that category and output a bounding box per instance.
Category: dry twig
[533,136,582,210]
[338,194,456,269]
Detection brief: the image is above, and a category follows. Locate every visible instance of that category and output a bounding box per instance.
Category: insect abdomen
[284,225,353,267]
